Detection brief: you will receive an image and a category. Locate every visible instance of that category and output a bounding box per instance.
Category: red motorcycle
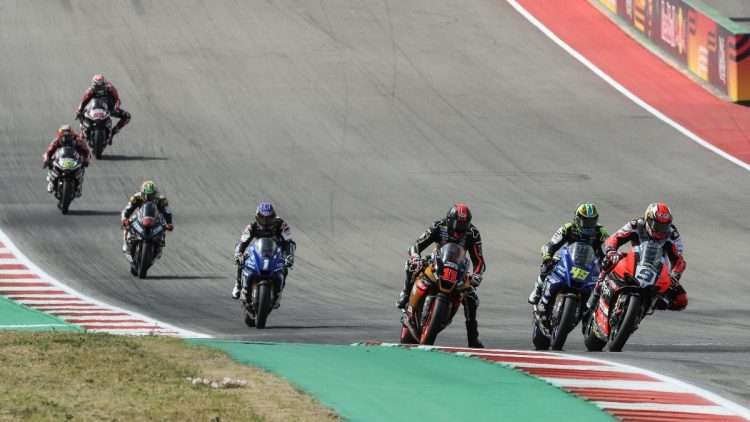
[400,244,473,345]
[583,240,672,352]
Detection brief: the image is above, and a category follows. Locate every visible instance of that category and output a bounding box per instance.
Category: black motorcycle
[78,97,112,159]
[47,147,84,214]
[126,201,165,278]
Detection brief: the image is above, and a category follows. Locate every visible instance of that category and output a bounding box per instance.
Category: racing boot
[109,127,119,145]
[231,279,241,300]
[273,290,282,309]
[47,181,55,193]
[396,271,415,309]
[528,275,545,304]
[75,183,82,198]
[121,239,129,254]
[466,321,484,349]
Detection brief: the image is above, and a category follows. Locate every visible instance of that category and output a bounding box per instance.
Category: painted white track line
[0,230,209,338]
[364,343,750,421]
[505,0,750,173]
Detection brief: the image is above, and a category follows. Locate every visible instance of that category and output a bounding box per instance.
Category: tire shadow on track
[99,155,168,161]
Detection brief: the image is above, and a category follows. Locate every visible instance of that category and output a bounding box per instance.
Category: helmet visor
[576,215,597,236]
[256,214,274,226]
[648,219,670,236]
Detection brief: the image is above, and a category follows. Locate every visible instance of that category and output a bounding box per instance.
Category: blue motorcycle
[532,242,600,350]
[240,238,286,329]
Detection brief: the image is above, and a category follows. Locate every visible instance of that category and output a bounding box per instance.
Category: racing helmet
[446,202,472,238]
[141,180,157,200]
[92,74,107,95]
[644,202,672,240]
[57,124,76,146]
[574,203,599,237]
[255,202,276,227]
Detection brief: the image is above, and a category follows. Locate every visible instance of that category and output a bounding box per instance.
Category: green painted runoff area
[0,296,80,332]
[194,340,613,422]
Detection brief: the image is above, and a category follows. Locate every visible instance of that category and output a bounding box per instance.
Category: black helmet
[446,203,471,237]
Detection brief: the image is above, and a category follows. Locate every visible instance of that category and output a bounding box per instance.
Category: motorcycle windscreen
[569,242,595,268]
[438,244,466,270]
[86,97,110,112]
[252,238,279,258]
[59,146,80,160]
[138,202,161,227]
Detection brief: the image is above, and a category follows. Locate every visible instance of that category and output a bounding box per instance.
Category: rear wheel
[551,296,578,351]
[255,283,272,329]
[60,179,74,214]
[137,242,154,279]
[420,295,448,345]
[608,295,641,352]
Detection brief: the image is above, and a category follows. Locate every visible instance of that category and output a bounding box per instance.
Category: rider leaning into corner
[76,74,131,144]
[528,203,608,318]
[42,124,90,197]
[232,202,296,308]
[397,203,486,348]
[120,181,174,254]
[587,202,687,311]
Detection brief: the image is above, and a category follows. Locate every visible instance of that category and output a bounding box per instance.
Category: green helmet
[574,203,598,236]
[141,180,157,200]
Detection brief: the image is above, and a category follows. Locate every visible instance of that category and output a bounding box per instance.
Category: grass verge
[0,332,339,422]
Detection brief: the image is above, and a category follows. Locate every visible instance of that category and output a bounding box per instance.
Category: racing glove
[284,255,295,269]
[407,255,422,272]
[603,250,621,270]
[121,218,129,227]
[233,254,244,265]
[165,224,174,231]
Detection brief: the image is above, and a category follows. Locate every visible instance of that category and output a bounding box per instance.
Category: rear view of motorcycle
[46,146,84,214]
[400,243,473,345]
[78,97,112,159]
[532,242,599,350]
[124,201,166,278]
[239,237,286,329]
[584,240,672,352]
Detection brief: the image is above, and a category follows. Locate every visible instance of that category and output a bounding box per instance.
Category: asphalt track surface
[1,0,749,408]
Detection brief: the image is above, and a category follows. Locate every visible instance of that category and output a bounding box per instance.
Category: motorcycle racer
[42,125,90,197]
[120,181,174,254]
[397,203,486,348]
[76,74,130,144]
[232,202,296,306]
[587,203,687,311]
[528,203,608,312]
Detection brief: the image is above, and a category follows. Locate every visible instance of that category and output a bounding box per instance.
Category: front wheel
[551,295,578,351]
[137,242,154,279]
[92,129,106,159]
[583,314,606,352]
[255,283,272,329]
[608,295,641,352]
[420,295,449,345]
[59,179,75,214]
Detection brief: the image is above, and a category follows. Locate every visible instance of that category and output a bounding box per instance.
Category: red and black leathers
[77,82,131,134]
[43,133,91,166]
[603,218,687,310]
[401,218,486,347]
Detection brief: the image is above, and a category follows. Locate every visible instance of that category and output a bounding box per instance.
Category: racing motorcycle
[400,243,473,345]
[583,240,672,352]
[47,147,84,214]
[125,201,166,279]
[239,238,286,329]
[532,242,599,351]
[78,97,112,159]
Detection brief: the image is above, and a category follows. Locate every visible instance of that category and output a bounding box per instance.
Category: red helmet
[644,203,672,240]
[446,203,472,237]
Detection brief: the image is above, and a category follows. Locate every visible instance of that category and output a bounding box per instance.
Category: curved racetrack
[1,0,749,407]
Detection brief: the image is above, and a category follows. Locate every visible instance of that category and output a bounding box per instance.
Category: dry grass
[0,332,340,422]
